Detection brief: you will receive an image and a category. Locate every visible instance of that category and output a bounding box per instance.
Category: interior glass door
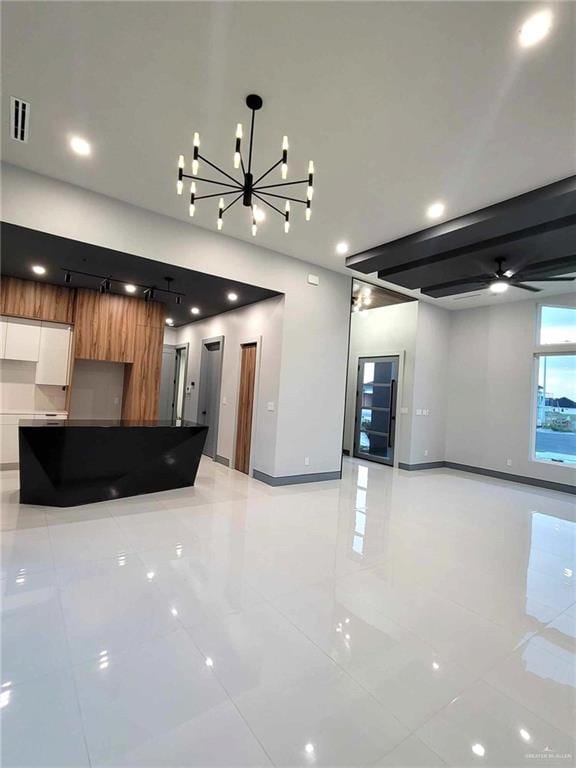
[354,356,399,466]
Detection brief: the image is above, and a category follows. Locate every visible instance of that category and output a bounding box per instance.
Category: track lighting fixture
[175,93,315,235]
[61,269,185,304]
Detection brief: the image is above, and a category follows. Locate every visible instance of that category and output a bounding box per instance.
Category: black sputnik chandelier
[176,94,314,236]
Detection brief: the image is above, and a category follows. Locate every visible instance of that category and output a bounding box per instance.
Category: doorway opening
[159,344,188,421]
[353,355,399,466]
[197,336,224,458]
[234,342,258,474]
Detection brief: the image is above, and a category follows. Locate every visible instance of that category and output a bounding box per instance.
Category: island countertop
[19,419,208,507]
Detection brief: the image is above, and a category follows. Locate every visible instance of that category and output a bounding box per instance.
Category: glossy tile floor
[1,458,575,767]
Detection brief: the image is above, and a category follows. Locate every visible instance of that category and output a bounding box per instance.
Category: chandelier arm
[257,191,308,205]
[253,193,285,217]
[198,154,242,185]
[253,158,283,186]
[195,190,243,201]
[222,194,243,214]
[182,174,242,190]
[255,179,309,190]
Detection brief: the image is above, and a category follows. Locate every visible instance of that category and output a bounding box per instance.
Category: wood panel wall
[1,276,166,421]
[0,276,75,324]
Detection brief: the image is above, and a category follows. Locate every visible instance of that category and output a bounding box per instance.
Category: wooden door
[234,343,257,474]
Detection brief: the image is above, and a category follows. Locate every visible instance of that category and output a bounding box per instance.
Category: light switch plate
[416,409,422,416]
[267,402,275,412]
[307,273,320,286]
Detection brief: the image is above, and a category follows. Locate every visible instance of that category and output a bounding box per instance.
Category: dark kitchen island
[19,419,208,507]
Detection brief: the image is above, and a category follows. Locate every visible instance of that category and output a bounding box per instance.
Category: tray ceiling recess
[0,223,281,327]
[346,176,576,299]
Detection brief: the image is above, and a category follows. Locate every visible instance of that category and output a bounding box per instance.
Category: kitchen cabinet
[36,323,72,386]
[4,318,41,361]
[0,412,68,465]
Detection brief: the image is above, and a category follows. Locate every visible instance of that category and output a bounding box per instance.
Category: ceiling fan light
[489,280,509,294]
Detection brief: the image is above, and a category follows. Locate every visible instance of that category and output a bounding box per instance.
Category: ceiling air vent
[10,97,30,143]
[452,293,482,301]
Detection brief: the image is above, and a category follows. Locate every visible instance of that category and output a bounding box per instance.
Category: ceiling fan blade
[513,282,541,292]
[517,277,575,282]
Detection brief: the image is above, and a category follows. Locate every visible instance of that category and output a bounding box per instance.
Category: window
[534,354,576,465]
[539,305,576,345]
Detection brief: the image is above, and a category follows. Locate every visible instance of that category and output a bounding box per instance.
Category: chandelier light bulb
[234,123,243,169]
[217,218,223,230]
[192,158,199,175]
[307,185,314,201]
[177,154,184,194]
[281,135,288,179]
[189,203,195,217]
[219,197,224,212]
[252,223,257,237]
[193,132,200,148]
[306,203,312,221]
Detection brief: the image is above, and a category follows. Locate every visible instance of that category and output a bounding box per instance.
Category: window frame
[531,302,576,468]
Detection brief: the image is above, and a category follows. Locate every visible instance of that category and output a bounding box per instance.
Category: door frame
[162,343,189,421]
[197,335,225,460]
[232,335,262,476]
[353,351,405,468]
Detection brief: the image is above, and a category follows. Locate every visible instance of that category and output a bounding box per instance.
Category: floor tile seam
[53,549,150,592]
[53,580,95,768]
[62,605,183,672]
[368,731,449,768]
[478,656,576,740]
[422,579,568,637]
[262,589,418,737]
[480,677,576,744]
[174,620,278,766]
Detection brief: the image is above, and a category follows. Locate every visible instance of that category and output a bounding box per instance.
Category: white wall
[69,360,125,420]
[0,360,67,413]
[173,296,283,475]
[445,292,576,485]
[344,302,418,464]
[409,302,451,464]
[2,163,351,478]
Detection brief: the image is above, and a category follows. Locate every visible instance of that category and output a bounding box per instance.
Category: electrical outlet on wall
[304,457,310,466]
[424,449,429,457]
[506,459,513,467]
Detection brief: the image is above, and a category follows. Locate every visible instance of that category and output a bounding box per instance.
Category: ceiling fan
[420,255,576,299]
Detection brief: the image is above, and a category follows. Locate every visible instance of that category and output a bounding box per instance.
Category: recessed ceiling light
[69,136,91,156]
[32,265,46,275]
[519,10,553,48]
[227,292,238,302]
[191,307,200,315]
[336,241,349,255]
[471,743,485,758]
[124,284,137,294]
[253,205,266,223]
[489,280,509,294]
[165,318,174,326]
[426,201,445,220]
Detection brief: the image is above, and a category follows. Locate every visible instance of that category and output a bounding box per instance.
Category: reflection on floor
[1,457,575,767]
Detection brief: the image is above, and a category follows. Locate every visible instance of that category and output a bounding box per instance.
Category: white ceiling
[2,1,575,309]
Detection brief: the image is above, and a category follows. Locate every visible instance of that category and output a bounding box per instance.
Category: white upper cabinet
[4,318,41,361]
[36,323,73,386]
